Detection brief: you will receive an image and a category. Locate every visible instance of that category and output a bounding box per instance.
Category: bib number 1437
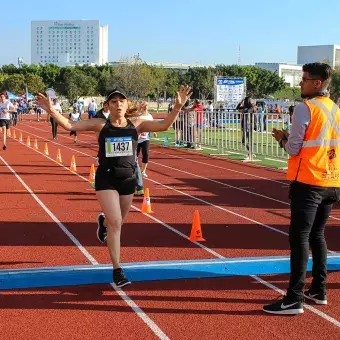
[105,137,133,157]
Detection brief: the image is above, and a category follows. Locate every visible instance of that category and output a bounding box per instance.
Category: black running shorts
[0,120,9,128]
[95,166,136,195]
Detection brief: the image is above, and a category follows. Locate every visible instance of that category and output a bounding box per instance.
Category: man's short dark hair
[303,62,332,89]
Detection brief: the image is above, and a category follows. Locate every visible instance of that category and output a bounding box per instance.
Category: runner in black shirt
[36,85,192,287]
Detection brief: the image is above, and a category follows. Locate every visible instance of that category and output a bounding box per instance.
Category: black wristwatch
[279,136,287,148]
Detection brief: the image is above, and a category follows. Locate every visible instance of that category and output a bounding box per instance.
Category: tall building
[255,63,302,87]
[298,45,340,68]
[31,20,108,66]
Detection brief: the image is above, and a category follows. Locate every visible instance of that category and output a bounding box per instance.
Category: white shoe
[142,172,148,178]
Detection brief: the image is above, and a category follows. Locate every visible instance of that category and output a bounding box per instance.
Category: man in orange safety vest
[263,63,340,315]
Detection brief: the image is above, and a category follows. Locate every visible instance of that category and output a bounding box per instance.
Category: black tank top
[98,119,138,169]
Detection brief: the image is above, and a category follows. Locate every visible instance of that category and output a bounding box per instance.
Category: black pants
[137,140,150,163]
[50,117,58,138]
[287,181,340,301]
[12,113,18,126]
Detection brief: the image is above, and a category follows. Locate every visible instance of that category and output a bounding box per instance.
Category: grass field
[151,127,289,170]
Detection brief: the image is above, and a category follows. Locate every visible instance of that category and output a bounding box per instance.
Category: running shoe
[113,268,131,288]
[263,296,304,315]
[304,288,327,305]
[96,213,107,244]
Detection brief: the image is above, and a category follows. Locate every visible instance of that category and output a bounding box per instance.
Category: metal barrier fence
[173,110,291,160]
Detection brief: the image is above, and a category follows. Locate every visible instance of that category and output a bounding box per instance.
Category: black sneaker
[263,296,304,315]
[2,145,6,150]
[113,268,131,288]
[304,288,327,305]
[96,213,107,244]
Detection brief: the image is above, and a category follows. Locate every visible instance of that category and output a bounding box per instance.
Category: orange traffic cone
[12,130,16,139]
[44,143,49,156]
[19,132,23,142]
[34,139,38,150]
[189,210,205,242]
[7,129,11,137]
[141,188,153,214]
[89,164,95,184]
[70,155,77,172]
[26,136,31,147]
[56,149,62,163]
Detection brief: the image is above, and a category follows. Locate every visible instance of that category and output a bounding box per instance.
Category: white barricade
[173,109,291,159]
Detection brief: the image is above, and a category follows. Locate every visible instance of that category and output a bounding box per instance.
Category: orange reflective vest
[287,96,340,187]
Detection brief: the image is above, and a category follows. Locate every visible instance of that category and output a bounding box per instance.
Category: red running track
[0,117,339,339]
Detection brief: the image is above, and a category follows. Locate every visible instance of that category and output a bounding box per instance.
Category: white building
[255,63,302,87]
[298,45,340,68]
[31,20,108,66]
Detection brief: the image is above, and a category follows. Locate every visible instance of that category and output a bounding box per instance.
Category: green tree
[330,67,340,103]
[0,71,8,90]
[76,64,101,79]
[150,66,169,105]
[113,55,153,98]
[271,86,301,101]
[215,65,286,98]
[0,74,25,94]
[19,64,42,76]
[25,74,45,94]
[98,67,117,95]
[182,67,215,99]
[1,64,19,75]
[40,64,61,88]
[62,69,98,103]
[164,69,180,99]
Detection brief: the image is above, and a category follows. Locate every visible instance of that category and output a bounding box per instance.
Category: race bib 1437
[105,136,133,157]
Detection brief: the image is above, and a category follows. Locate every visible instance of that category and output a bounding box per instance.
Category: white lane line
[151,150,287,185]
[14,126,98,159]
[17,124,97,146]
[12,127,289,236]
[149,160,287,206]
[138,206,340,327]
[146,177,289,236]
[14,125,340,242]
[22,123,287,184]
[251,275,340,327]
[13,126,291,207]
[15,125,340,224]
[14,125,340,241]
[0,155,169,340]
[264,158,288,163]
[145,176,338,256]
[147,157,340,225]
[11,129,340,328]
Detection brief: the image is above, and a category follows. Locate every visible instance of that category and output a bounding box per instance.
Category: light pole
[18,57,24,68]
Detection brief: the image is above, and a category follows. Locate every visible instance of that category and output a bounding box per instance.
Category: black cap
[105,88,127,102]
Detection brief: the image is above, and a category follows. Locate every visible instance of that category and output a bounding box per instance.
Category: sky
[1,0,340,67]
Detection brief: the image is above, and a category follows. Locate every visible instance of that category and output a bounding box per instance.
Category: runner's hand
[36,93,53,112]
[174,85,192,110]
